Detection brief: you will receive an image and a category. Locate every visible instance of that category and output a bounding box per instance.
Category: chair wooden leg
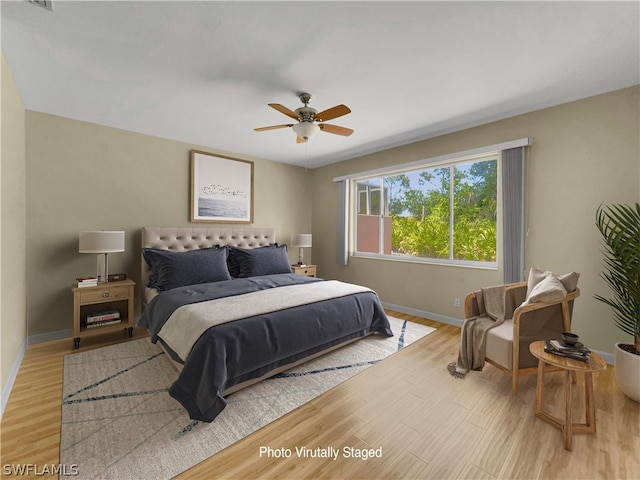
[512,369,519,395]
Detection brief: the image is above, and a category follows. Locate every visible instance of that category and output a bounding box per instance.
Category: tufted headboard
[141,226,276,307]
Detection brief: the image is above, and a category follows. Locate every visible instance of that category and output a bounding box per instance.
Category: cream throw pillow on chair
[523,267,579,305]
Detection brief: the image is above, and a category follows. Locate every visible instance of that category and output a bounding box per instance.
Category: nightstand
[291,264,317,277]
[72,279,136,349]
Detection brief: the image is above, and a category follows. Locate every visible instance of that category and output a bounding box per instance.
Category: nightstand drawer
[79,286,129,304]
[291,265,317,277]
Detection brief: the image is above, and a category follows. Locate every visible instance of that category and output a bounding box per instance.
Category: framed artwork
[190,150,254,223]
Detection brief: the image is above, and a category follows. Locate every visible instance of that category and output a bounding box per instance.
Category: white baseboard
[594,349,614,365]
[1,338,27,421]
[2,329,70,420]
[28,328,71,345]
[27,318,144,345]
[381,302,463,327]
[381,302,615,364]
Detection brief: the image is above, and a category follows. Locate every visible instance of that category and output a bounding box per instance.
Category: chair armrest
[513,288,580,325]
[506,281,528,291]
[464,291,480,318]
[465,282,528,318]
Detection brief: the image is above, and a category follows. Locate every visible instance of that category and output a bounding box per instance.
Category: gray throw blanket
[448,285,506,378]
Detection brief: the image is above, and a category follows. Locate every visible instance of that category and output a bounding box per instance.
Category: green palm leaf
[595,203,640,350]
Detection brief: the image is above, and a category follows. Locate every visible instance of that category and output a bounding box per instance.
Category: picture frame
[190,150,254,223]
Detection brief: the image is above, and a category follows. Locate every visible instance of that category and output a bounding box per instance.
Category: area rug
[60,316,435,480]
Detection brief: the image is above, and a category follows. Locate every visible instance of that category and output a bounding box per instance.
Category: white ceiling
[2,1,639,168]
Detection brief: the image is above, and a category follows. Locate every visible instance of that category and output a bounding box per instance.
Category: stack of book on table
[86,309,121,329]
[76,276,98,288]
[544,339,591,362]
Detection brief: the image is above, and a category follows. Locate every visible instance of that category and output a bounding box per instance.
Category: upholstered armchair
[465,281,580,394]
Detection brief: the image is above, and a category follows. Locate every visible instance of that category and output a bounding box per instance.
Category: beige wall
[312,86,640,355]
[25,112,313,337]
[8,54,639,359]
[1,52,28,401]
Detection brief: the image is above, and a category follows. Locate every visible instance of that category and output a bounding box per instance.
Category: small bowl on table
[561,332,579,346]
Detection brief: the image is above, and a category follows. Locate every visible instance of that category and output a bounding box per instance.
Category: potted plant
[595,202,640,402]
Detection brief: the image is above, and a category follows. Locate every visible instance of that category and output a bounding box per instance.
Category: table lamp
[79,231,125,283]
[290,233,312,266]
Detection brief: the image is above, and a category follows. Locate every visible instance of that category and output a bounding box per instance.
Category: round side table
[529,340,607,451]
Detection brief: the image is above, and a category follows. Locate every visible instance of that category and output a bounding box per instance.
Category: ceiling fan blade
[319,123,354,136]
[254,124,294,132]
[268,103,300,120]
[315,104,351,122]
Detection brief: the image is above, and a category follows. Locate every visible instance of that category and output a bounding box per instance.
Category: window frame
[351,152,500,269]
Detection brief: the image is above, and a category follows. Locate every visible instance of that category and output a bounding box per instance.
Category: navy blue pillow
[142,246,231,291]
[228,245,292,278]
[227,243,277,277]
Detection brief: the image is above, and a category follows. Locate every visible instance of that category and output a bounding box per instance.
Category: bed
[137,226,393,422]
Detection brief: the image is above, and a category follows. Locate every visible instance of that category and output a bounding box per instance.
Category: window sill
[351,252,498,270]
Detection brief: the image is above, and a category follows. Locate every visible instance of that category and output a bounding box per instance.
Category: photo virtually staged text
[259,445,383,461]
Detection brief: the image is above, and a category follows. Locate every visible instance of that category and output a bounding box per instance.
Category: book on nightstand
[86,319,122,328]
[87,309,120,324]
[76,276,98,288]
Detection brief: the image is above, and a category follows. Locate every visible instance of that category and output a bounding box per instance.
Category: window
[354,154,498,265]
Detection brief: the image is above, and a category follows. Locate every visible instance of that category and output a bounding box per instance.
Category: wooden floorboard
[1,311,638,479]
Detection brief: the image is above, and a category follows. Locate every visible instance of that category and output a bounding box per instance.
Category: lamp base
[96,253,109,283]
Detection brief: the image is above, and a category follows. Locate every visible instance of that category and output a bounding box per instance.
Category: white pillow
[526,267,579,294]
[557,271,580,293]
[523,267,578,304]
[524,274,567,304]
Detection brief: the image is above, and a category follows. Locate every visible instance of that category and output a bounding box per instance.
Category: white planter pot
[614,343,640,403]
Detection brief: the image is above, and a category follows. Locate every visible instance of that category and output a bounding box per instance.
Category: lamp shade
[290,234,312,248]
[79,231,125,253]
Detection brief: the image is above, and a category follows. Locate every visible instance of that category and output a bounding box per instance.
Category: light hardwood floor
[1,311,638,479]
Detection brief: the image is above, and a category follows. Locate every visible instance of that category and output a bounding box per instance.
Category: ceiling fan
[254,93,354,143]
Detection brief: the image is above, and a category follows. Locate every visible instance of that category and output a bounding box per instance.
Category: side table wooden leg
[535,359,545,414]
[585,372,596,432]
[564,369,573,451]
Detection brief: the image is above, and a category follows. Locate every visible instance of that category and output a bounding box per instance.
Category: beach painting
[190,150,254,223]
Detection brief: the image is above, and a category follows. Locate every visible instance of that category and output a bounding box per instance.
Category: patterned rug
[60,316,435,479]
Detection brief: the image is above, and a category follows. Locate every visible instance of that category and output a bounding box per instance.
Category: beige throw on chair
[448,285,506,377]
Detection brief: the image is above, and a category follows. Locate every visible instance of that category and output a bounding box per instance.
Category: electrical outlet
[454,298,461,307]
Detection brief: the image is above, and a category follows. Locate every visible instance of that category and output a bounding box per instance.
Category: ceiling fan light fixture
[256,93,352,143]
[292,122,320,142]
